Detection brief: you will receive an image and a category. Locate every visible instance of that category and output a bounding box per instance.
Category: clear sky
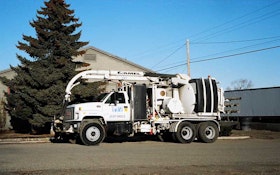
[1,0,280,89]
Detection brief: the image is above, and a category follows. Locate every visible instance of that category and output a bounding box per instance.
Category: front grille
[64,107,74,121]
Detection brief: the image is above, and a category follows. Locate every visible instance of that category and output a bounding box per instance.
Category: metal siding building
[224,87,280,117]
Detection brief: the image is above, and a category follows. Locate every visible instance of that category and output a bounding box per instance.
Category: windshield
[68,92,110,104]
[97,93,109,102]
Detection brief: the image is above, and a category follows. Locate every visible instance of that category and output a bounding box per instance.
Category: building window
[84,54,96,61]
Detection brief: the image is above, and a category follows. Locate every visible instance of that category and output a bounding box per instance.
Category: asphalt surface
[0,135,280,175]
[1,128,279,144]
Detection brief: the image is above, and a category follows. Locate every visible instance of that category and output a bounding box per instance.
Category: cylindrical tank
[179,84,196,114]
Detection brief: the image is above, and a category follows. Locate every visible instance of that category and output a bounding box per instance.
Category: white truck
[52,70,224,145]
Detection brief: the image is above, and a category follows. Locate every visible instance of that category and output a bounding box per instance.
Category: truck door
[103,92,130,122]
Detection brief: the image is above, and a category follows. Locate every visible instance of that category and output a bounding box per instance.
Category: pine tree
[0,0,88,133]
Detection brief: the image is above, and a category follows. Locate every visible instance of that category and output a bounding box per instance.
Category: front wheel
[80,121,105,146]
[175,122,196,143]
[198,122,219,143]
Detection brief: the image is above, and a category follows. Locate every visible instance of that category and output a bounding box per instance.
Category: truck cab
[63,91,132,131]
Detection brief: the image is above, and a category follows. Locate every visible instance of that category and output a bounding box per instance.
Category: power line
[127,1,280,72]
[201,9,280,39]
[191,38,280,61]
[191,45,280,63]
[191,1,280,42]
[128,1,279,63]
[155,37,280,70]
[128,39,185,59]
[155,45,280,72]
[191,36,280,44]
[193,10,280,42]
[154,5,280,70]
[150,43,185,68]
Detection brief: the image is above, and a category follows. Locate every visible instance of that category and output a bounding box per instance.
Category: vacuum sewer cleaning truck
[52,70,224,145]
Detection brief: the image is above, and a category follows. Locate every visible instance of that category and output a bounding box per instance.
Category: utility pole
[186,39,191,77]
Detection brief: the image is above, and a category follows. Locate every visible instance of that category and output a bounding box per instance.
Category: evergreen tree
[0,0,88,133]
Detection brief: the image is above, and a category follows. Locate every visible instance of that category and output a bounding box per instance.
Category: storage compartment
[133,84,147,121]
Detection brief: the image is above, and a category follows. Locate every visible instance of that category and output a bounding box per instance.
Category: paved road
[0,138,280,175]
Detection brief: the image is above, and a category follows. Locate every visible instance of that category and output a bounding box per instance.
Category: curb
[218,136,250,140]
[0,137,50,144]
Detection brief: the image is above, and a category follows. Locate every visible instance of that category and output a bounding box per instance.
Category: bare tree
[227,79,253,90]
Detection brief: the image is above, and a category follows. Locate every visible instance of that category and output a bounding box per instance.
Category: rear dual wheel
[174,121,219,143]
[198,122,219,143]
[175,122,196,143]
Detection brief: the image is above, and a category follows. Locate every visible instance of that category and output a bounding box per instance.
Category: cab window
[105,92,125,104]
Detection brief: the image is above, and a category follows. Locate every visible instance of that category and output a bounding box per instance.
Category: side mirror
[114,100,119,105]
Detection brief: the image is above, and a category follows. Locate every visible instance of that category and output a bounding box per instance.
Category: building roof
[79,46,154,73]
[0,68,14,75]
[0,46,155,74]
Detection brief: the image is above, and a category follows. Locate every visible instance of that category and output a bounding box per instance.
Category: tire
[80,121,105,146]
[198,122,219,143]
[175,122,196,143]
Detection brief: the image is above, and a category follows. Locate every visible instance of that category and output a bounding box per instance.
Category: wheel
[175,122,196,143]
[80,121,105,145]
[198,122,219,143]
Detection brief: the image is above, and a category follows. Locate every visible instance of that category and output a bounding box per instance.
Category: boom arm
[64,70,192,102]
[64,70,159,101]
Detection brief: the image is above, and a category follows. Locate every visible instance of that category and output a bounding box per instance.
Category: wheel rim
[205,126,215,139]
[181,126,193,140]
[85,126,101,142]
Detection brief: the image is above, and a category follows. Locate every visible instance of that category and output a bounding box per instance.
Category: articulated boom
[64,70,188,102]
[65,70,152,101]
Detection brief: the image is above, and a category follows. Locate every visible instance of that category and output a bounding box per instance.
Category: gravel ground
[230,129,280,139]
